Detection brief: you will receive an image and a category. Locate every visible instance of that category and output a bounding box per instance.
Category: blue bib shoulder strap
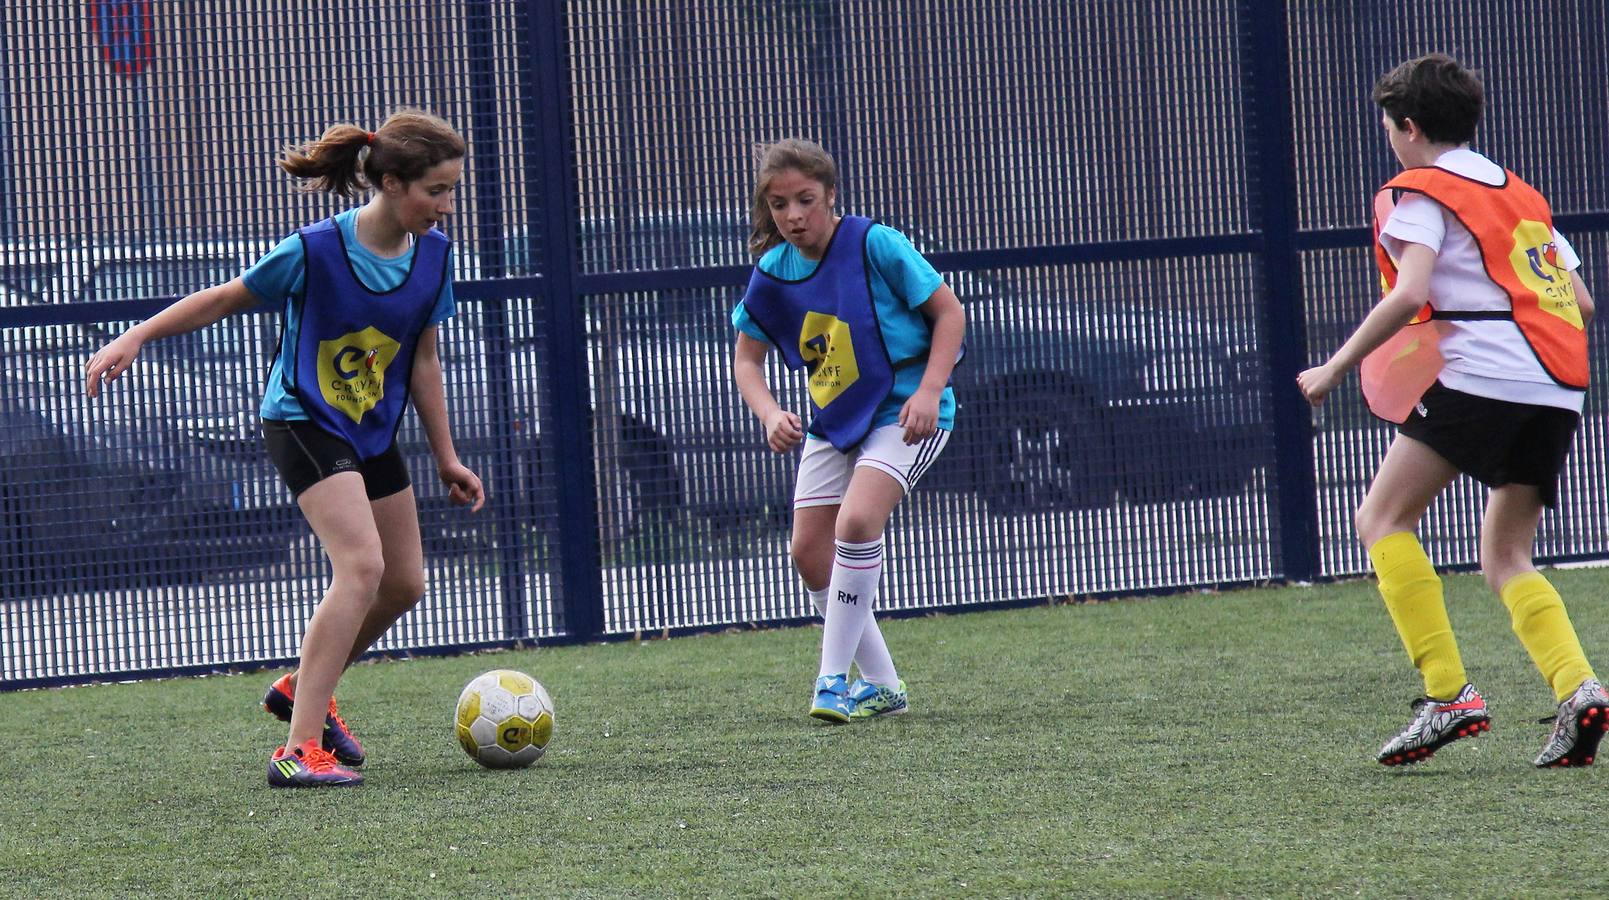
[300,218,339,238]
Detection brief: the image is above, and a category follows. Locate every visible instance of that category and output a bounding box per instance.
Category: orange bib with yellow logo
[1373,167,1586,389]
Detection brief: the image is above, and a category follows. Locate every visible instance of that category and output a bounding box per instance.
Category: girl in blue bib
[732,139,966,723]
[86,109,485,787]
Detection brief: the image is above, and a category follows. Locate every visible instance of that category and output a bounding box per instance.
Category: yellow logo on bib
[799,312,858,408]
[1509,219,1581,328]
[317,326,401,423]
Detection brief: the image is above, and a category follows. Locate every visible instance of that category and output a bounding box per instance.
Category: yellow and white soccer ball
[455,669,554,769]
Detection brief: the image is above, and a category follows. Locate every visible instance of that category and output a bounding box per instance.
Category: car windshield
[577,218,747,273]
[0,263,56,303]
[79,257,242,303]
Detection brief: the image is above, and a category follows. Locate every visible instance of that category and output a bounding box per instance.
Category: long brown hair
[278,107,466,196]
[748,138,839,258]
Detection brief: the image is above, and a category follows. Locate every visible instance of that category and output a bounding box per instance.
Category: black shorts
[1398,382,1579,507]
[262,418,411,500]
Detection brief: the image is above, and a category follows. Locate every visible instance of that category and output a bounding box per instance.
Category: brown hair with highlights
[278,107,465,196]
[748,138,839,258]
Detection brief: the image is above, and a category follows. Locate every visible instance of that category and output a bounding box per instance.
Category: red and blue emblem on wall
[90,1,154,76]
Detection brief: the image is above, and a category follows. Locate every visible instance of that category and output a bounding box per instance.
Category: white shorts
[793,424,951,509]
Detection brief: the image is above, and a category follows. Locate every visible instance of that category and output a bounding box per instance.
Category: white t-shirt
[1379,147,1584,412]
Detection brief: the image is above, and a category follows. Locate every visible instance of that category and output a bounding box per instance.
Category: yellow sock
[1500,571,1596,702]
[1368,532,1466,699]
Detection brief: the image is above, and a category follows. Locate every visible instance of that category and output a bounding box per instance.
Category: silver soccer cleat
[1534,678,1609,768]
[1377,683,1491,766]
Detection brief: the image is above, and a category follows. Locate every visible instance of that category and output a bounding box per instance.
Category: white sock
[855,617,898,686]
[808,587,830,616]
[819,538,883,679]
[809,585,897,686]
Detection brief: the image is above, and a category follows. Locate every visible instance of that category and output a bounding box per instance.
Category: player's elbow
[1383,283,1429,321]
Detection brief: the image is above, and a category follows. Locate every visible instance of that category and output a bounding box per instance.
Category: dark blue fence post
[0,10,12,240]
[523,0,605,641]
[464,0,530,640]
[1242,0,1319,581]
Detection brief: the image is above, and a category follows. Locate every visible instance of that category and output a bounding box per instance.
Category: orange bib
[1370,167,1586,391]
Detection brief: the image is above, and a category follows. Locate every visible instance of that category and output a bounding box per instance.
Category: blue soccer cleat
[320,697,366,767]
[809,674,853,723]
[263,673,296,721]
[848,677,909,719]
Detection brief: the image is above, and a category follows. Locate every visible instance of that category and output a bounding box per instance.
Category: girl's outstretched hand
[440,460,486,512]
[763,408,804,453]
[84,331,146,398]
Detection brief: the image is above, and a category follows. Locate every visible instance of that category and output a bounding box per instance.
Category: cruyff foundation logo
[317,326,401,423]
[1510,219,1581,328]
[800,311,859,408]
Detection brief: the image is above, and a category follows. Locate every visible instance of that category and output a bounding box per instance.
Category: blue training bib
[287,218,449,459]
[741,216,911,452]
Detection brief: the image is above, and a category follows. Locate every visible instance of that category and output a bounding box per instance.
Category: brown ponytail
[279,107,465,196]
[748,138,839,258]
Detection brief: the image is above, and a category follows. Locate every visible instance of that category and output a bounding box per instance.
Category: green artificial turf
[6,570,1609,897]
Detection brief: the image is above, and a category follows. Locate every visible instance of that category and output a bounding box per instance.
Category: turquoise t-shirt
[731,222,956,430]
[244,207,455,420]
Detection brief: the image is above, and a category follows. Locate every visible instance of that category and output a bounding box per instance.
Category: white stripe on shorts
[855,427,950,493]
[792,425,953,508]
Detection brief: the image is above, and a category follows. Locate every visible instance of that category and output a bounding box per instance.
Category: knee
[1481,568,1507,595]
[790,539,828,591]
[788,537,812,571]
[1481,552,1531,595]
[1353,502,1377,547]
[1354,500,1400,551]
[332,548,387,596]
[833,511,885,544]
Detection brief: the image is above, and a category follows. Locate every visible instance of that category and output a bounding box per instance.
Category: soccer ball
[455,669,554,769]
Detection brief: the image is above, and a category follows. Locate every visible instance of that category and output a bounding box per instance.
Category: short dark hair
[1372,53,1483,144]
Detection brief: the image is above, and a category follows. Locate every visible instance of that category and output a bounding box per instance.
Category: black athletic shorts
[1398,382,1579,507]
[262,418,411,500]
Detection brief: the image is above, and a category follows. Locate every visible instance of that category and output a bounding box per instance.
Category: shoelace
[1538,707,1571,726]
[297,744,346,774]
[326,698,354,737]
[1412,692,1477,714]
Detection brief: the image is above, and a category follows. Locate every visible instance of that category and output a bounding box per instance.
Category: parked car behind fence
[0,220,1273,591]
[0,246,301,599]
[490,214,1271,540]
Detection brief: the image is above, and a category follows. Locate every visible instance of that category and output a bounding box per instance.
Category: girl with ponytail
[86,108,484,788]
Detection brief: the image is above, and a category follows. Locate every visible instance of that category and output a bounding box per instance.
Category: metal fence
[3,0,1606,688]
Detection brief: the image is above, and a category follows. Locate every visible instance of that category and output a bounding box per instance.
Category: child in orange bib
[1297,54,1605,769]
